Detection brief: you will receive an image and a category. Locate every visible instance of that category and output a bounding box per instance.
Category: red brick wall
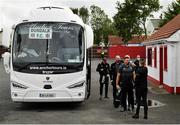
[108,45,146,59]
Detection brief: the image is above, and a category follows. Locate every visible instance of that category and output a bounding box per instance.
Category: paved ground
[0,58,180,124]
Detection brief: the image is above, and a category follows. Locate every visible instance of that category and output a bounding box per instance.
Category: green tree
[113,0,161,43]
[160,0,180,26]
[79,6,89,24]
[70,8,79,15]
[113,1,142,44]
[90,5,117,45]
[70,7,89,24]
[135,0,161,37]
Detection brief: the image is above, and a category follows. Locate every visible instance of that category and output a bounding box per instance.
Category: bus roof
[20,6,84,26]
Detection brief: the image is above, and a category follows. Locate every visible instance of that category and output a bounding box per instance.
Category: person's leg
[132,88,141,118]
[127,87,134,111]
[121,87,127,111]
[112,81,116,101]
[142,88,148,119]
[99,75,103,100]
[105,76,109,98]
[105,83,109,98]
[130,88,135,111]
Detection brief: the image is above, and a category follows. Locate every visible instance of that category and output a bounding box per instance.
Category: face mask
[116,60,120,63]
[137,58,140,60]
[103,60,107,64]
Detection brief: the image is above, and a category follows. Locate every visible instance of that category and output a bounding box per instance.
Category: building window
[164,46,168,71]
[154,47,157,68]
[147,48,152,66]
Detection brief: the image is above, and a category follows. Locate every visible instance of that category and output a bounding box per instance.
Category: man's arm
[96,63,100,72]
[133,71,136,82]
[116,72,120,89]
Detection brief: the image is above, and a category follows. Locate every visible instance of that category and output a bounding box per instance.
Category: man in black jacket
[110,55,124,102]
[96,58,110,100]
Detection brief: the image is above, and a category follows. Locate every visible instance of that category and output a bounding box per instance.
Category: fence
[108,45,146,59]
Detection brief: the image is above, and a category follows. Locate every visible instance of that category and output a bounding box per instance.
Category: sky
[0,0,176,28]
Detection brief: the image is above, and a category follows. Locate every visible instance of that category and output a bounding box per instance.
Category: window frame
[154,47,157,68]
[164,45,168,71]
[147,47,152,66]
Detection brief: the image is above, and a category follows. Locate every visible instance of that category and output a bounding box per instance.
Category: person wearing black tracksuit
[110,55,123,103]
[96,58,110,100]
[132,59,148,119]
[116,55,135,112]
[127,55,140,111]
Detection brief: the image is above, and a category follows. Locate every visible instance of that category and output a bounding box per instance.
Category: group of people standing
[96,55,148,119]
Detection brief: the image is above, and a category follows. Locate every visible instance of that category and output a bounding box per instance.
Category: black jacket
[110,60,124,81]
[135,66,148,89]
[96,62,110,76]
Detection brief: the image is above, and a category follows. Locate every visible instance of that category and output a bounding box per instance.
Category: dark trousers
[121,86,134,110]
[128,89,134,110]
[112,81,117,100]
[135,87,148,117]
[99,75,109,97]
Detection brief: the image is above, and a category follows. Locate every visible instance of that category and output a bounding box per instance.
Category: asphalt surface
[0,58,180,124]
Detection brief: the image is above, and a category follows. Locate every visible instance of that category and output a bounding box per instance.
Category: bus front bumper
[11,90,85,102]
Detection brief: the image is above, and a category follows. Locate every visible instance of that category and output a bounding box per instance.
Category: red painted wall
[108,45,146,59]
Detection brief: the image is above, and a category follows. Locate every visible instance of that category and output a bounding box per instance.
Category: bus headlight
[11,82,29,89]
[67,81,85,89]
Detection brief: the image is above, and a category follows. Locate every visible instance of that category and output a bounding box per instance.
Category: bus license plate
[39,93,56,97]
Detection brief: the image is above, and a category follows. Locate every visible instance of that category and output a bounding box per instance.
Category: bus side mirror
[85,25,94,49]
[2,52,10,74]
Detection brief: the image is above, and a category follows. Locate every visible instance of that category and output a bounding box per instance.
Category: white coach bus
[2,6,93,102]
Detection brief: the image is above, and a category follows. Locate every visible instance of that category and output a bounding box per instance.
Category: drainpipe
[174,44,177,94]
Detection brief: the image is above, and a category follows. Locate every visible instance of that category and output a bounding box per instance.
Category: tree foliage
[113,1,142,44]
[70,7,89,24]
[90,5,117,45]
[79,6,89,24]
[113,0,161,44]
[136,0,161,37]
[70,8,79,15]
[160,0,180,26]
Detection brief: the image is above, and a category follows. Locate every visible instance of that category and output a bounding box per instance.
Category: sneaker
[144,116,148,119]
[104,96,109,99]
[99,96,102,100]
[120,107,127,112]
[132,114,139,119]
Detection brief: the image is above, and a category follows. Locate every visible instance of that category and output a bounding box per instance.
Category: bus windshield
[12,22,84,74]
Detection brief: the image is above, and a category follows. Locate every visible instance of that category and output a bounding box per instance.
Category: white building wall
[173,30,180,87]
[146,30,180,88]
[0,32,2,45]
[146,44,174,87]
